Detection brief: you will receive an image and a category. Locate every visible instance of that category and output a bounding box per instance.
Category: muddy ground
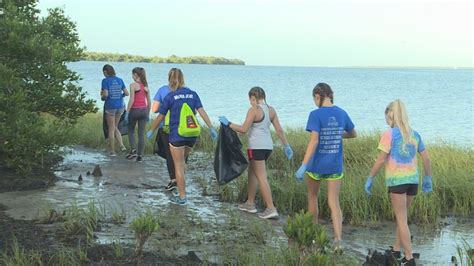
[0,147,472,265]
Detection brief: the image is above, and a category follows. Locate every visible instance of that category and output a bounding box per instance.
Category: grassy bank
[70,113,474,225]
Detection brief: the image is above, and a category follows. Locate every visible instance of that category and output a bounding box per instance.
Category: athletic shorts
[388,184,418,196]
[306,172,344,181]
[247,149,272,161]
[105,108,124,115]
[170,140,196,149]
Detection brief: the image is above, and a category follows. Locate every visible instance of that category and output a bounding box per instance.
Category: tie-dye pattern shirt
[378,127,425,187]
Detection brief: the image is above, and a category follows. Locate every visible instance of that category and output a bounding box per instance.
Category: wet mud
[0,147,472,264]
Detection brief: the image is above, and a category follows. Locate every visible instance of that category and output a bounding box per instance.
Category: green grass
[0,238,43,266]
[456,239,474,266]
[129,210,160,257]
[70,113,474,225]
[62,200,104,247]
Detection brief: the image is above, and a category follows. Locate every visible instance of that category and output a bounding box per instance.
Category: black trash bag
[103,107,128,139]
[154,129,167,159]
[214,125,249,185]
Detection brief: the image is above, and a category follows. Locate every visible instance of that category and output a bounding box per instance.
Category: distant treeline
[81,52,245,65]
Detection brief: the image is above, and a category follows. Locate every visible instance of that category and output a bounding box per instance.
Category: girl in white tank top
[218,86,293,219]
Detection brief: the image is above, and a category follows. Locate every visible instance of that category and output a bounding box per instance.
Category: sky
[37,0,473,67]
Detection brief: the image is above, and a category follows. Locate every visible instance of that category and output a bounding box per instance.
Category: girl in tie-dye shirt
[365,99,432,266]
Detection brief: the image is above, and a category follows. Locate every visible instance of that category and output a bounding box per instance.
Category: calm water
[70,61,474,146]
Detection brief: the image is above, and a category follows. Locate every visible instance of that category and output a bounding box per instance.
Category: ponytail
[168,68,185,91]
[132,67,148,87]
[313,83,334,106]
[248,86,268,105]
[385,99,413,145]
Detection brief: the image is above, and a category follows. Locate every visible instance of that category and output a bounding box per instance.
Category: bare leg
[327,179,343,241]
[170,145,185,198]
[114,113,124,149]
[246,162,258,205]
[169,145,192,199]
[393,195,414,252]
[390,193,413,260]
[306,176,321,224]
[106,114,116,153]
[251,160,274,209]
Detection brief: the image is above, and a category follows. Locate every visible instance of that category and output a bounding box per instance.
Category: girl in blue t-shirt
[101,64,129,156]
[295,83,356,252]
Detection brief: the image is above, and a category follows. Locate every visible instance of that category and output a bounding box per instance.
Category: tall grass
[0,238,43,266]
[70,113,474,225]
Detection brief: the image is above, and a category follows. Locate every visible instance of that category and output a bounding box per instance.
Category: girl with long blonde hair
[147,68,217,205]
[365,99,432,266]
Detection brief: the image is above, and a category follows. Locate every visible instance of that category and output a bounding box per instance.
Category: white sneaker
[238,202,257,213]
[258,208,278,219]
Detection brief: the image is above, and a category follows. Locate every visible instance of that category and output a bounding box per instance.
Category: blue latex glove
[284,144,293,160]
[218,116,230,126]
[422,176,433,193]
[210,128,218,141]
[146,130,154,139]
[295,164,307,182]
[364,176,374,195]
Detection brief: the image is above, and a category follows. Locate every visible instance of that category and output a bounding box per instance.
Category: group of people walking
[101,64,432,265]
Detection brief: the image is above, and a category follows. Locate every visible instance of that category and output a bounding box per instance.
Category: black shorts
[170,140,196,149]
[247,149,272,161]
[388,184,418,196]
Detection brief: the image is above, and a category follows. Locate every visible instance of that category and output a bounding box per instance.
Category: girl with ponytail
[218,86,293,219]
[365,99,433,266]
[295,83,357,253]
[125,67,151,162]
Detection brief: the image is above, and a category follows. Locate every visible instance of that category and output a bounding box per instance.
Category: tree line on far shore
[82,52,245,65]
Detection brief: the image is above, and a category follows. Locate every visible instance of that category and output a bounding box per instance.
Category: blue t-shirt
[158,87,203,143]
[153,85,171,128]
[101,76,126,110]
[306,106,355,174]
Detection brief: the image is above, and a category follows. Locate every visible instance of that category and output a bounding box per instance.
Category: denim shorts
[105,108,124,115]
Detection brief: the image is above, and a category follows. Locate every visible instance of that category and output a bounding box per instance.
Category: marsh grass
[129,210,160,257]
[110,205,127,225]
[207,128,473,225]
[456,239,474,266]
[71,114,473,225]
[0,238,43,266]
[111,238,124,259]
[284,211,330,256]
[62,200,103,247]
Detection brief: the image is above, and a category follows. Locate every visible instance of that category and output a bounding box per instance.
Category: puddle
[0,147,472,264]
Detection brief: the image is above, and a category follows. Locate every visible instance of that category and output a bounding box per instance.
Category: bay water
[70,61,473,146]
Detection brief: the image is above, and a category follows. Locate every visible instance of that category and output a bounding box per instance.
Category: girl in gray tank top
[248,103,273,150]
[218,87,293,219]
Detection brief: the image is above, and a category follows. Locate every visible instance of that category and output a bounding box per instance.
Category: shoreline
[0,146,472,265]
